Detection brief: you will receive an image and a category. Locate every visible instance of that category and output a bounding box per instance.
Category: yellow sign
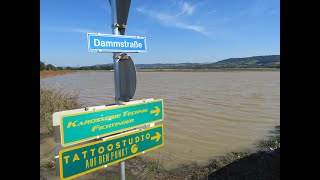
[58,124,164,179]
[58,99,164,147]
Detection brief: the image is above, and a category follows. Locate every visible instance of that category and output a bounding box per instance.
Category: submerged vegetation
[40,86,280,179]
[257,125,280,150]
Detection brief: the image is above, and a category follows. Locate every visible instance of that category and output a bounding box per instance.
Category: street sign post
[119,54,136,101]
[58,124,164,180]
[108,0,131,35]
[55,99,163,147]
[54,1,163,179]
[87,33,147,53]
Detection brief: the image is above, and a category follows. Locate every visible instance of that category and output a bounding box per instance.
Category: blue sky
[40,0,280,67]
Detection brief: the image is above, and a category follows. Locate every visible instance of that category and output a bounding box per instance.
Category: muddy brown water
[40,71,280,170]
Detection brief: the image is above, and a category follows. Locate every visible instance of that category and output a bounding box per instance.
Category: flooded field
[40,71,280,170]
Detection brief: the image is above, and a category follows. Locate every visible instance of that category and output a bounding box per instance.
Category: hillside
[54,55,280,70]
[136,55,280,69]
[210,55,280,68]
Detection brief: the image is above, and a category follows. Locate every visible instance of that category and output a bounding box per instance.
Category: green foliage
[76,65,114,70]
[45,64,57,71]
[50,65,114,71]
[257,126,280,150]
[40,60,58,71]
[66,66,73,70]
[40,61,46,71]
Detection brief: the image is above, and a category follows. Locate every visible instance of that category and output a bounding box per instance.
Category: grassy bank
[40,87,81,179]
[40,70,77,78]
[40,87,80,139]
[124,126,280,180]
[40,88,280,179]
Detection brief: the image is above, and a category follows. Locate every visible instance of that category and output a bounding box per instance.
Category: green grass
[257,125,280,150]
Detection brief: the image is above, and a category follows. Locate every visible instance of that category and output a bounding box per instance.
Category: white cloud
[136,7,176,23]
[180,1,194,15]
[175,22,204,33]
[136,2,207,36]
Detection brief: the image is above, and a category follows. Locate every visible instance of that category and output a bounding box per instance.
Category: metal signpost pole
[110,0,125,179]
[110,0,121,104]
[54,1,163,180]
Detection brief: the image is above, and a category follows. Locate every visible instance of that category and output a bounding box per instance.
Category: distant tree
[46,64,57,71]
[109,65,114,70]
[103,65,113,70]
[40,61,46,71]
[79,66,89,70]
[57,67,63,70]
[66,66,73,70]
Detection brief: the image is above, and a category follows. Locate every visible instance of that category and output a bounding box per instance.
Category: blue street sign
[87,33,147,53]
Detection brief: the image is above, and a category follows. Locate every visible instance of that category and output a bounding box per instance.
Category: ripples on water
[41,71,280,169]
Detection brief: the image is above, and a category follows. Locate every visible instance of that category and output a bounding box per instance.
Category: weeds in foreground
[40,87,80,137]
[40,158,56,171]
[256,125,280,150]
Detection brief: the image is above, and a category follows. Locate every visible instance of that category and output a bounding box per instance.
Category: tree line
[40,61,113,71]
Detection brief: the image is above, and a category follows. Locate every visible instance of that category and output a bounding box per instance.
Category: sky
[40,0,280,67]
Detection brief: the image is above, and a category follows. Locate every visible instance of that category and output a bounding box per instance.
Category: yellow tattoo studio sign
[59,124,164,180]
[58,99,163,147]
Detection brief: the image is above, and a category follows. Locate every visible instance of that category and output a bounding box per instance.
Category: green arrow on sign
[57,99,164,147]
[58,124,164,180]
